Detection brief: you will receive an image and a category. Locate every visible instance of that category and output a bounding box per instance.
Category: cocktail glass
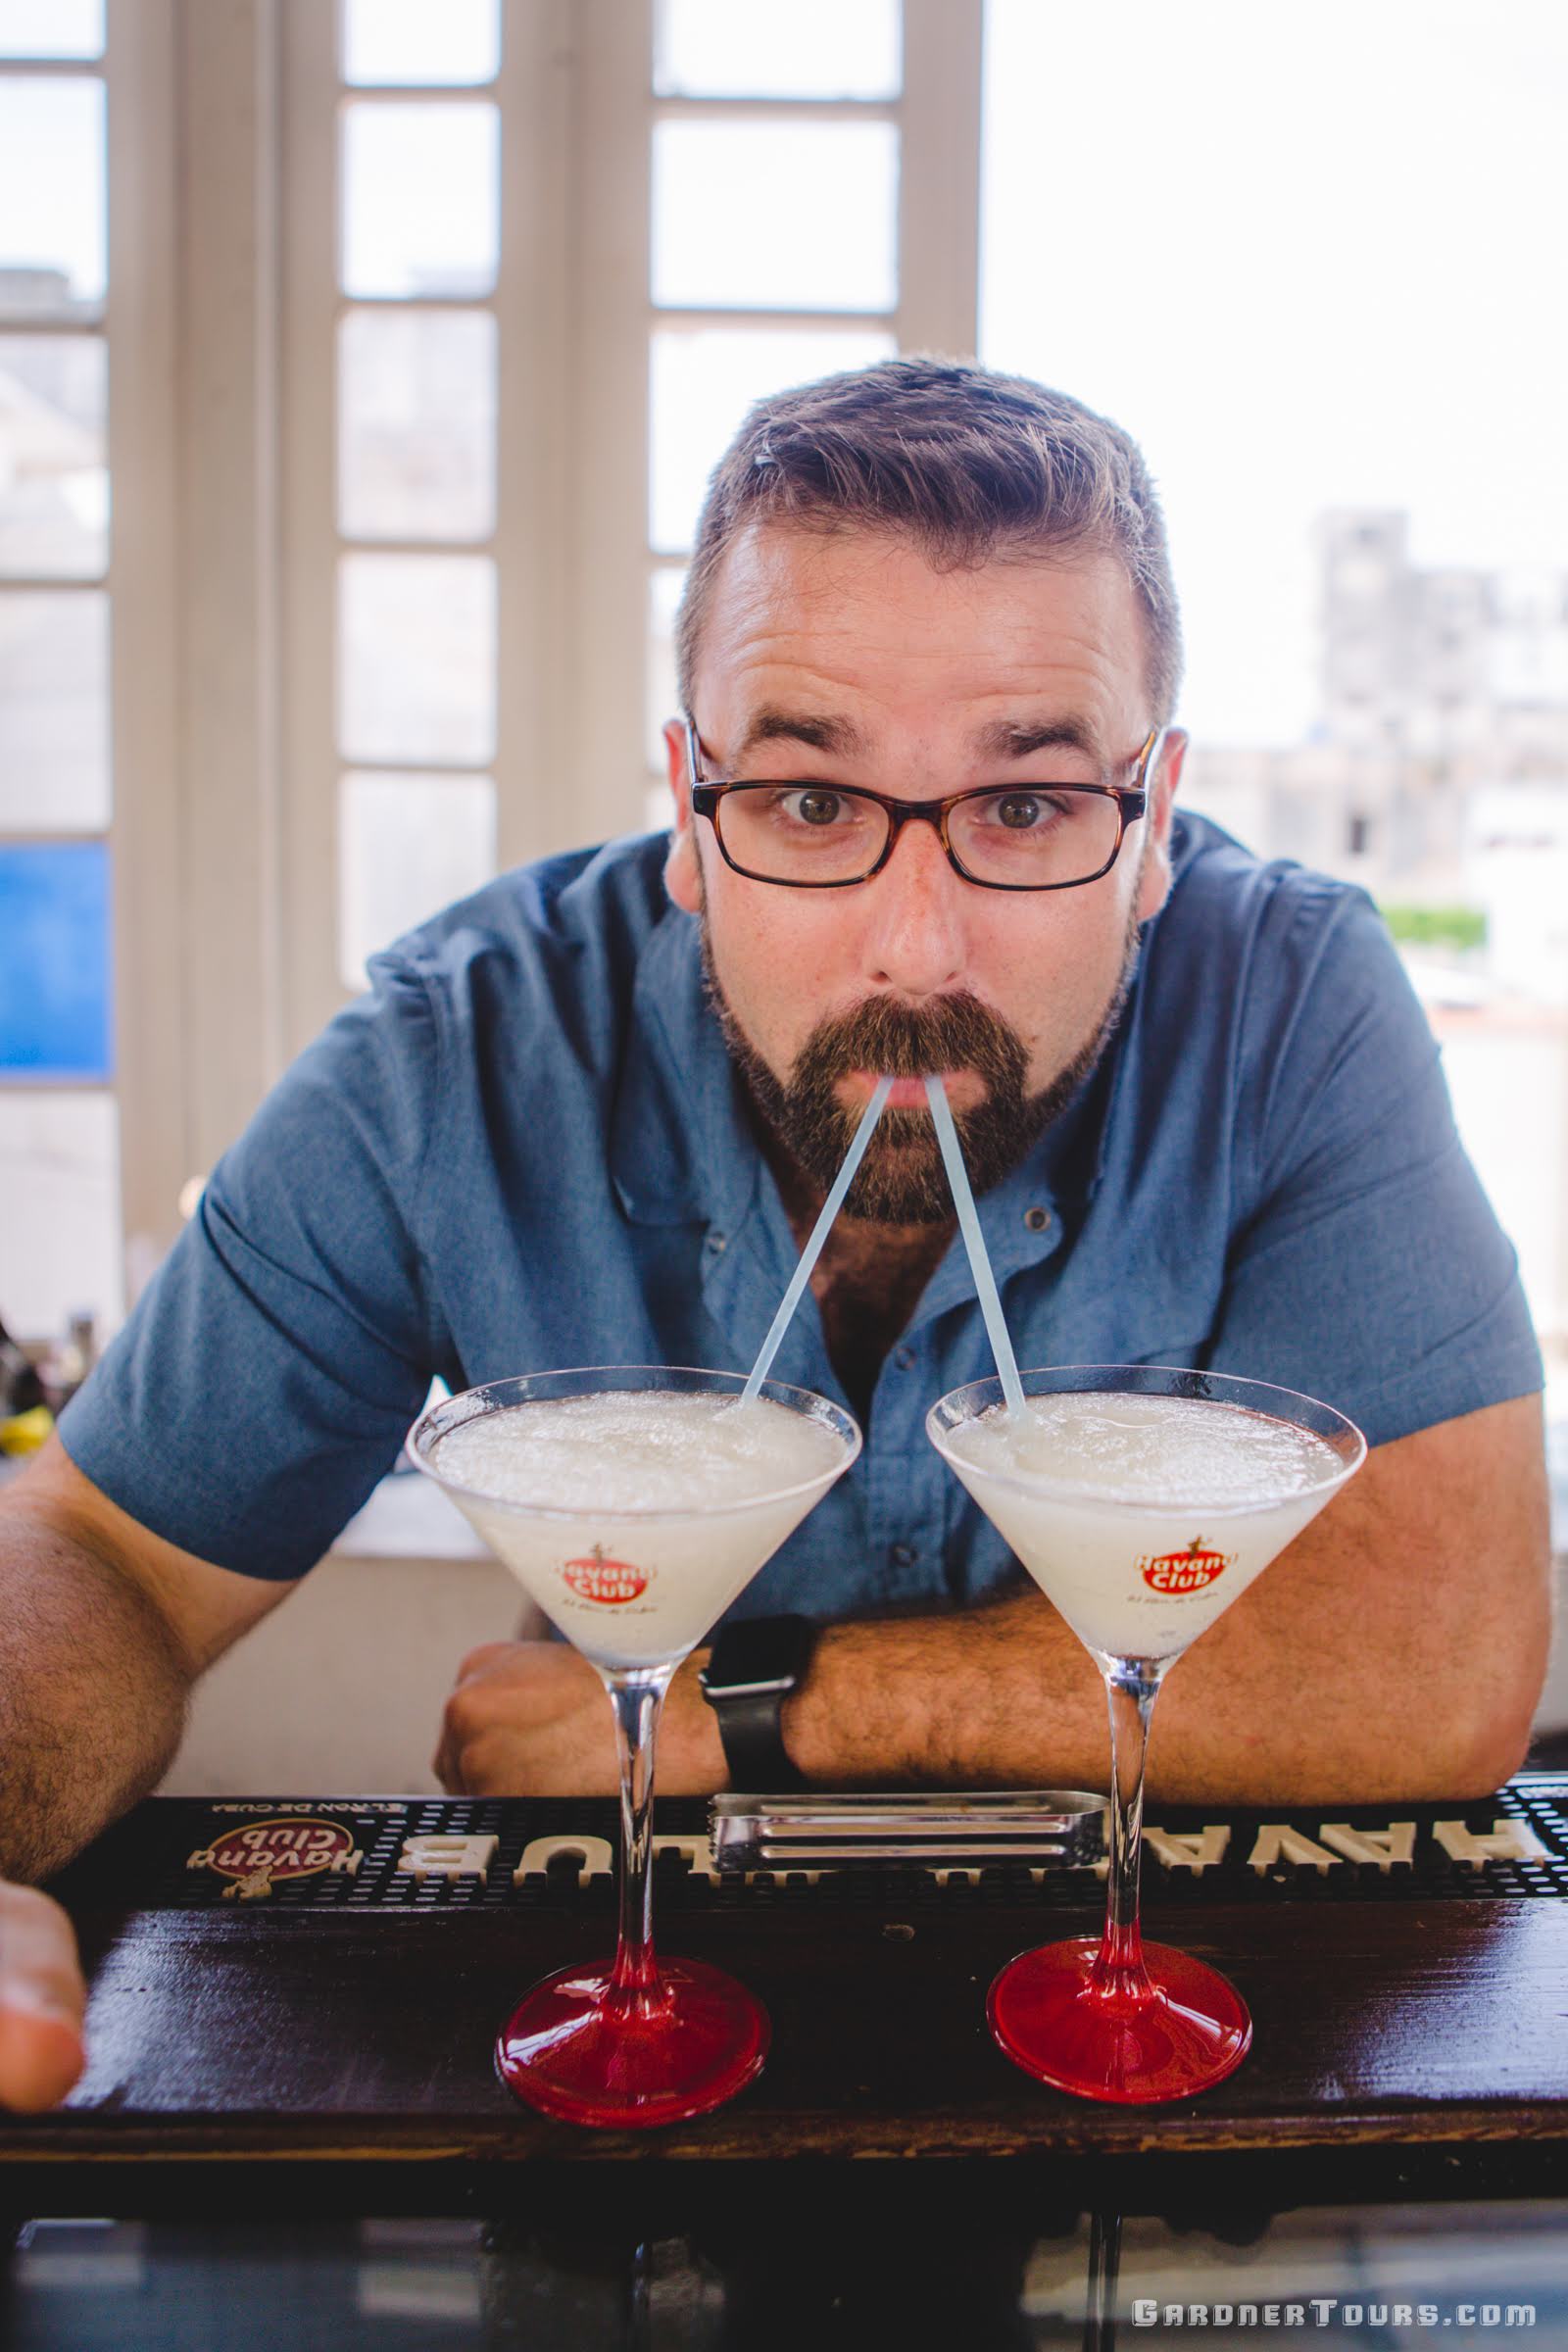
[927,1365,1365,2103]
[407,1365,859,2128]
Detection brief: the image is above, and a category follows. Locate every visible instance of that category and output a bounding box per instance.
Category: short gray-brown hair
[676,356,1183,722]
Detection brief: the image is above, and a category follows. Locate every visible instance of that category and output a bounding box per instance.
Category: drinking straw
[742,1075,895,1403]
[924,1074,1027,1418]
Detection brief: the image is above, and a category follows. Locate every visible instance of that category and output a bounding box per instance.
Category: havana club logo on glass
[1139,1536,1235,1594]
[562,1543,652,1605]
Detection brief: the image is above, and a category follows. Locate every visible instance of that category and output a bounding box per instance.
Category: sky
[981,0,1568,745]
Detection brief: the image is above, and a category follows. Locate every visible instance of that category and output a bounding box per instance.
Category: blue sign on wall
[0,842,114,1080]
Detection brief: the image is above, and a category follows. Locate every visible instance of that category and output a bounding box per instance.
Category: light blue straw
[924,1074,1026,1418]
[742,1074,895,1403]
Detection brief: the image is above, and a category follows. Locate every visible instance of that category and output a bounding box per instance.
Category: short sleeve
[1207,882,1542,1446]
[58,956,443,1578]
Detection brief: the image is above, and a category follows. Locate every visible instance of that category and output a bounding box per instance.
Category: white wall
[160,1550,537,1796]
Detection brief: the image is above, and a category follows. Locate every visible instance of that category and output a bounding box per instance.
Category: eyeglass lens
[715,785,1123,887]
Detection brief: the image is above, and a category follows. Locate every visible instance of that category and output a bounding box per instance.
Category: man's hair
[675,356,1183,723]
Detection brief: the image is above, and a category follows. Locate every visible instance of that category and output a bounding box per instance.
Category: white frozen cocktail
[936,1387,1348,1666]
[928,1365,1364,2103]
[409,1366,858,2129]
[433,1387,852,1671]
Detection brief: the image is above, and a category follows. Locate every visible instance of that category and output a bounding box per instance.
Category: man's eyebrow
[733,708,868,760]
[976,717,1100,760]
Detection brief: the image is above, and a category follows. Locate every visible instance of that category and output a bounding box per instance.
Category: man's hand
[0,1883,85,2113]
[434,1642,728,1795]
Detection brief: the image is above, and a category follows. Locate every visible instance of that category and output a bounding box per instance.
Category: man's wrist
[776,1622,853,1783]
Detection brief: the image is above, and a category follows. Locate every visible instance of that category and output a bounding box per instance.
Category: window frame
[65,0,986,1299]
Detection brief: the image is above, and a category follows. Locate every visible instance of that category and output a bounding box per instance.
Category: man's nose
[859,813,969,998]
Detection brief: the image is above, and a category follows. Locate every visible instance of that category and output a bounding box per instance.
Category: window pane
[340,101,499,299]
[0,1091,120,1344]
[651,324,896,555]
[338,553,496,764]
[0,0,102,57]
[338,308,496,542]
[0,842,111,1079]
[0,79,105,320]
[338,770,497,989]
[654,0,900,98]
[341,0,499,86]
[653,121,898,312]
[0,334,108,576]
[0,590,109,827]
[647,564,684,770]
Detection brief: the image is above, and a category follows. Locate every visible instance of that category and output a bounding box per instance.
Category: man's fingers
[0,1885,85,2024]
[0,2007,85,2115]
[454,1641,518,1685]
[432,1719,462,1792]
[0,1884,86,2113]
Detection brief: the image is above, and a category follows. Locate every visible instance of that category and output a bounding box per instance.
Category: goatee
[701,918,1143,1225]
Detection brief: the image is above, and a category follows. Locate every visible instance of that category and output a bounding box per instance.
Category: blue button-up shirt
[62,816,1542,1618]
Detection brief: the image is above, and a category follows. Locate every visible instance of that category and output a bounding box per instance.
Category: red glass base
[988,1936,1252,2104]
[495,1957,770,2129]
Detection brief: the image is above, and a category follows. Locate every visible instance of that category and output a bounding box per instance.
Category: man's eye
[780,788,854,827]
[992,792,1049,831]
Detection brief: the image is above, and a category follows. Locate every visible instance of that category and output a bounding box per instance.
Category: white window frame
[100,0,985,1284]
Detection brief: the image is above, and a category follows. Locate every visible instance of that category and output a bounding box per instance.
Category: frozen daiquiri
[928,1365,1365,2103]
[410,1366,858,2129]
[933,1387,1349,1667]
[432,1386,851,1672]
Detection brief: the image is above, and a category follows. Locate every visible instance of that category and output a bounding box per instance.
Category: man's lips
[842,1069,980,1112]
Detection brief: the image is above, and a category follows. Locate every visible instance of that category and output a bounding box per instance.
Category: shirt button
[891,1542,917,1568]
[894,1346,915,1371]
[1023,1205,1052,1233]
[706,1231,727,1253]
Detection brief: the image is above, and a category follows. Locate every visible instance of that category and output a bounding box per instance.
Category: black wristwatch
[699,1613,818,1791]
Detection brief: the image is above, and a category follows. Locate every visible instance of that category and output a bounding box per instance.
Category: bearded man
[0,367,1548,2092]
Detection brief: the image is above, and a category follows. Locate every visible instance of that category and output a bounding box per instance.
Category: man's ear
[1135,727,1187,925]
[662,717,703,912]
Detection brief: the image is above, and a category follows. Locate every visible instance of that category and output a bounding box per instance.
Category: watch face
[705,1614,816,1692]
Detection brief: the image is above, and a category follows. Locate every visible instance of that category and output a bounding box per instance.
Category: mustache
[790,993,1028,1091]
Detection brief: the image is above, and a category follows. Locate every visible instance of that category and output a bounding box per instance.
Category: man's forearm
[770,1405,1550,1806]
[779,1544,1543,1806]
[0,1513,191,1881]
[775,1578,1522,1805]
[779,1589,1099,1788]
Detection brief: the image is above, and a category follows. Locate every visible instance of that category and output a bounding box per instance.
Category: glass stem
[1094,1661,1162,2001]
[604,1665,675,2005]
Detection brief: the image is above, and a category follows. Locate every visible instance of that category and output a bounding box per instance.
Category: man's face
[663,524,1184,1221]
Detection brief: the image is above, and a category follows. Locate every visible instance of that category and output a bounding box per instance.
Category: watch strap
[700,1613,816,1790]
[708,1685,805,1791]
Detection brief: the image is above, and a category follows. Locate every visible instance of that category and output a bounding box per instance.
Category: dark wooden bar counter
[9,1775,1568,2180]
[8,1786,1568,2347]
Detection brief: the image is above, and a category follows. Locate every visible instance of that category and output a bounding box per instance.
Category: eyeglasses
[683,718,1163,893]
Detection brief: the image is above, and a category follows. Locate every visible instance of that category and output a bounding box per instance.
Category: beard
[700,905,1145,1226]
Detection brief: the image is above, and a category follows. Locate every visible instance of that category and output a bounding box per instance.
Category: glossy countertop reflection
[6,2199,1568,2350]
